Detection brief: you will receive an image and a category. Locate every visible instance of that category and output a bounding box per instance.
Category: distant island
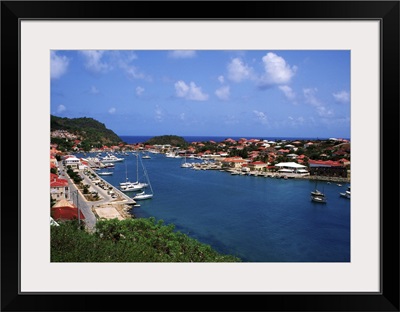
[144,135,188,147]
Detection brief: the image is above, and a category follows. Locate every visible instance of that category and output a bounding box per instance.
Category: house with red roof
[50,174,70,201]
[248,161,268,171]
[221,157,247,169]
[51,199,85,222]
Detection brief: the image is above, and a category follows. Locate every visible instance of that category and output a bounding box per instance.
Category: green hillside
[51,115,123,150]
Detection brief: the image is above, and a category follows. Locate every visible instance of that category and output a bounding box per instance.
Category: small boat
[311,195,327,204]
[311,189,325,197]
[121,182,148,192]
[97,171,113,176]
[181,156,192,168]
[133,191,153,200]
[311,181,325,197]
[340,186,351,199]
[142,152,151,159]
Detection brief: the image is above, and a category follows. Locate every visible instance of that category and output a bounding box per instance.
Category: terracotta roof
[250,161,266,165]
[50,179,68,187]
[53,199,75,208]
[51,206,85,220]
[308,159,344,167]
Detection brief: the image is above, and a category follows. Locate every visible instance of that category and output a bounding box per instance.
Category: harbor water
[77,151,350,262]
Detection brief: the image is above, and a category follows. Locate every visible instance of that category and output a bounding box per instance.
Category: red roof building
[51,206,85,221]
[52,199,85,221]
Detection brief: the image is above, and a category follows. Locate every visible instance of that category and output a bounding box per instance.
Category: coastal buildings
[50,173,70,201]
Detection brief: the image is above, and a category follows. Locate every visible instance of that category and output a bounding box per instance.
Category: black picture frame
[2,1,399,311]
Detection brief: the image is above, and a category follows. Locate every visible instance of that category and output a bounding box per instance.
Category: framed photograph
[3,1,399,311]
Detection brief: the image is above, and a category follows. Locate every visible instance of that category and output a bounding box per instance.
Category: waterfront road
[58,162,135,230]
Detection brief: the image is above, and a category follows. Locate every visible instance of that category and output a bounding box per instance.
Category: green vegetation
[145,135,188,148]
[51,115,123,149]
[66,166,83,184]
[51,218,241,262]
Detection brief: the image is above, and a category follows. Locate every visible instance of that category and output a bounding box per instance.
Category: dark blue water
[78,151,350,262]
[119,135,349,144]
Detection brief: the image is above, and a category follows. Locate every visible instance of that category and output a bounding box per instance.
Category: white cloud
[253,110,268,124]
[56,104,66,113]
[174,80,209,101]
[80,50,111,73]
[215,85,230,101]
[303,88,334,117]
[316,106,334,118]
[136,86,144,96]
[303,88,320,106]
[227,58,253,82]
[333,91,350,103]
[279,85,296,101]
[168,50,196,58]
[119,62,148,80]
[155,105,163,122]
[260,52,297,86]
[108,107,116,114]
[218,75,225,84]
[288,116,305,126]
[51,51,69,79]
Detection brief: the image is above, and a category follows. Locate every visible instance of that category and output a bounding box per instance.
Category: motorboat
[97,171,113,176]
[340,186,351,199]
[101,154,124,163]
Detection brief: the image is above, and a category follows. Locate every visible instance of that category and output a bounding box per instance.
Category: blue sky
[51,50,350,139]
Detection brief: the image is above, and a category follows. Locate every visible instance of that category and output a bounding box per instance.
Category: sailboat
[181,155,192,168]
[133,155,153,200]
[310,180,325,197]
[120,154,148,192]
[310,180,327,203]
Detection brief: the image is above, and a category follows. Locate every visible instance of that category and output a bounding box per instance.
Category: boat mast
[136,152,139,182]
[125,161,128,182]
[140,154,153,194]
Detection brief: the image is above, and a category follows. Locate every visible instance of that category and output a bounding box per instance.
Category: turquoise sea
[76,137,351,262]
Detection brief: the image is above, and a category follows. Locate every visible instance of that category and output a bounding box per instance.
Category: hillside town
[50,132,350,227]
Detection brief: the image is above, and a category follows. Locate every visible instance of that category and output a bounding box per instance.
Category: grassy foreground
[51,217,241,262]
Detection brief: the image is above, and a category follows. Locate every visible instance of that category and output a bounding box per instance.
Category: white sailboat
[120,154,148,192]
[310,180,327,203]
[133,155,153,200]
[310,180,325,197]
[181,155,192,168]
